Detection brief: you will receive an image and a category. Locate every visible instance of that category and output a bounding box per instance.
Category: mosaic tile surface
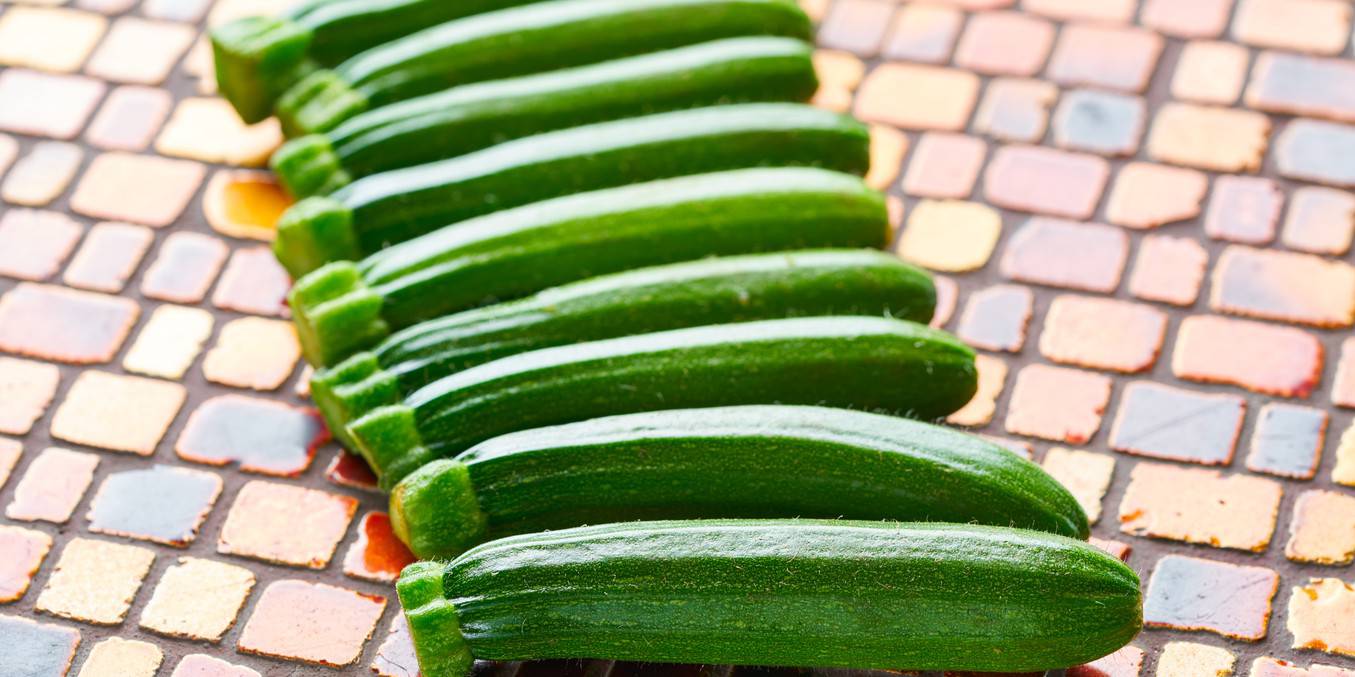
[0,0,1352,675]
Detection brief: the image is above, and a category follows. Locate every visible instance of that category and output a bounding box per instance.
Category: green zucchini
[390,405,1090,559]
[274,0,813,135]
[310,250,931,441]
[346,316,976,488]
[272,104,871,276]
[397,520,1142,676]
[211,0,544,123]
[288,168,889,366]
[271,37,818,197]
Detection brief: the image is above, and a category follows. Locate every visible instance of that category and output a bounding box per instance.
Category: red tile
[62,222,152,293]
[1141,0,1233,38]
[1039,296,1167,373]
[1143,554,1278,639]
[953,11,1053,77]
[855,63,979,131]
[1047,25,1163,93]
[1052,90,1145,157]
[973,78,1057,143]
[5,447,98,523]
[1068,645,1144,677]
[324,450,381,493]
[1109,381,1245,466]
[1204,176,1283,244]
[85,85,172,151]
[0,525,51,602]
[901,133,985,198]
[1105,163,1208,230]
[1128,235,1208,307]
[1275,119,1355,189]
[211,247,291,317]
[882,4,961,63]
[955,284,1033,352]
[816,0,894,56]
[0,283,138,364]
[177,395,325,476]
[1246,52,1355,124]
[1335,338,1355,408]
[1248,404,1328,480]
[984,146,1109,219]
[139,232,228,304]
[1282,187,1355,255]
[237,580,385,667]
[1146,103,1271,173]
[0,209,83,281]
[1173,315,1323,398]
[1232,0,1351,55]
[1004,364,1112,444]
[1210,245,1355,328]
[342,511,416,584]
[999,217,1128,292]
[0,69,105,139]
[1088,538,1132,563]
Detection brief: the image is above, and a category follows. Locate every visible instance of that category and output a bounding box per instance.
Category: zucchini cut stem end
[391,459,489,559]
[272,134,352,199]
[277,69,371,137]
[348,403,430,489]
[211,16,315,124]
[275,197,362,278]
[397,560,474,677]
[289,260,391,365]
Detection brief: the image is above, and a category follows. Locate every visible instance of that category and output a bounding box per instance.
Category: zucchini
[310,250,931,440]
[390,405,1090,559]
[288,168,889,365]
[274,0,813,135]
[211,0,543,123]
[346,316,976,488]
[272,104,872,276]
[271,37,818,196]
[397,520,1142,676]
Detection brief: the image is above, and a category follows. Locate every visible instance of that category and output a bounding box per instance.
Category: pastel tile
[0,134,16,178]
[61,222,151,293]
[863,124,907,191]
[982,435,1033,460]
[1245,52,1355,124]
[1146,555,1278,641]
[1119,462,1282,553]
[0,357,59,435]
[0,209,83,281]
[1210,245,1355,328]
[816,0,893,56]
[1040,296,1166,374]
[1052,90,1145,157]
[1204,177,1283,245]
[0,69,105,140]
[1022,0,1134,22]
[1337,338,1355,409]
[0,615,80,677]
[50,370,186,454]
[1173,315,1323,398]
[1047,25,1163,93]
[999,217,1128,293]
[1233,0,1350,55]
[1288,578,1355,657]
[1248,404,1328,479]
[78,0,137,13]
[854,63,978,131]
[85,17,195,85]
[1275,119,1355,189]
[36,537,154,625]
[218,480,357,568]
[1146,103,1271,173]
[70,151,207,228]
[1171,41,1248,105]
[371,614,419,677]
[139,557,254,642]
[156,97,283,167]
[211,247,291,317]
[972,77,1057,143]
[931,275,957,328]
[953,11,1053,77]
[813,49,865,100]
[343,511,416,583]
[202,170,291,241]
[238,580,385,667]
[1,141,84,206]
[85,86,173,151]
[1285,490,1355,565]
[881,4,961,63]
[902,133,984,199]
[1109,381,1245,466]
[1004,364,1111,444]
[1155,642,1234,676]
[202,317,301,391]
[947,353,1007,427]
[1106,163,1208,230]
[76,637,162,677]
[895,200,1001,272]
[0,525,52,602]
[325,450,381,493]
[139,231,228,303]
[1251,658,1355,677]
[177,395,325,476]
[984,146,1109,220]
[955,284,1033,353]
[1069,645,1144,677]
[1338,422,1355,487]
[4,448,98,524]
[86,465,222,547]
[0,437,20,490]
[169,655,261,677]
[0,283,138,364]
[142,0,214,22]
[0,8,107,72]
[1141,0,1233,38]
[1041,447,1114,524]
[122,304,214,379]
[1282,187,1355,255]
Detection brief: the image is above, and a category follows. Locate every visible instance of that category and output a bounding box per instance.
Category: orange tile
[218,480,356,569]
[0,357,58,435]
[0,283,139,364]
[140,232,228,304]
[237,580,385,667]
[854,63,979,131]
[902,133,985,199]
[62,222,153,293]
[1210,245,1355,328]
[1288,578,1355,657]
[49,370,185,454]
[1119,462,1283,553]
[1004,364,1112,444]
[984,146,1109,219]
[324,450,381,494]
[1171,41,1248,105]
[1232,0,1351,55]
[77,637,162,677]
[342,511,416,584]
[1047,24,1163,93]
[1146,103,1271,173]
[1173,315,1323,398]
[1041,447,1115,524]
[1106,163,1208,230]
[953,11,1053,77]
[0,69,105,140]
[1000,217,1128,292]
[202,317,301,391]
[70,152,206,227]
[1285,490,1355,565]
[1040,295,1167,373]
[0,525,51,602]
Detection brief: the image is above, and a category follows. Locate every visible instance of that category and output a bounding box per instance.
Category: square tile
[1171,41,1249,105]
[62,222,152,293]
[0,615,81,677]
[122,304,214,379]
[177,395,325,476]
[169,654,262,677]
[1233,0,1350,55]
[817,0,893,56]
[953,11,1053,77]
[1282,187,1355,255]
[1204,176,1284,245]
[0,356,60,435]
[1210,246,1355,328]
[1052,90,1145,157]
[854,63,979,131]
[955,284,1033,353]
[371,614,418,677]
[881,4,961,63]
[211,247,291,317]
[901,133,985,199]
[947,353,1007,427]
[36,537,154,625]
[895,200,1001,272]
[4,447,98,524]
[1141,0,1233,38]
[1275,119,1355,189]
[50,370,186,454]
[140,557,254,642]
[0,69,105,140]
[0,209,83,281]
[0,8,107,72]
[1128,235,1209,307]
[1285,490,1355,565]
[237,580,385,667]
[1173,315,1323,398]
[139,231,228,303]
[1047,24,1163,93]
[1004,364,1112,444]
[155,98,282,167]
[984,146,1109,219]
[1246,52,1355,124]
[1109,381,1245,466]
[202,170,292,241]
[0,525,52,602]
[85,86,173,151]
[1156,642,1234,676]
[202,317,301,391]
[1106,163,1209,230]
[1000,217,1128,293]
[71,152,205,227]
[342,511,416,584]
[1,141,84,206]
[973,77,1057,143]
[1287,578,1355,657]
[218,480,356,568]
[85,17,195,85]
[1119,462,1282,553]
[77,637,162,677]
[87,465,222,547]
[1041,447,1114,524]
[1145,555,1278,641]
[1146,103,1271,173]
[1039,296,1167,373]
[0,283,138,364]
[1248,404,1328,479]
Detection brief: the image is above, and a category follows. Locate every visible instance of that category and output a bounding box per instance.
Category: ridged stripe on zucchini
[287,168,888,365]
[390,405,1089,559]
[274,0,813,135]
[397,520,1142,676]
[346,316,976,488]
[272,104,871,275]
[270,37,818,197]
[211,0,544,123]
[310,250,931,440]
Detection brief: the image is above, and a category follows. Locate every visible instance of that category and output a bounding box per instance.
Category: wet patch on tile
[1275,119,1355,189]
[1000,217,1128,292]
[343,511,416,584]
[1,141,84,206]
[1128,235,1208,307]
[816,0,894,56]
[51,370,185,454]
[122,305,214,379]
[1144,554,1279,641]
[371,613,419,677]
[77,637,162,677]
[5,447,98,524]
[202,170,291,242]
[1119,462,1282,553]
[218,480,356,568]
[902,133,985,199]
[881,4,961,63]
[0,525,52,603]
[952,11,1053,77]
[973,77,1057,143]
[1105,163,1208,230]
[895,200,1001,273]
[1211,245,1355,327]
[0,209,83,281]
[1004,364,1112,444]
[140,231,229,304]
[1109,382,1244,466]
[177,395,325,476]
[237,579,385,667]
[62,222,153,293]
[1046,24,1162,93]
[984,146,1109,219]
[1156,642,1235,676]
[1067,645,1143,677]
[211,247,291,317]
[1041,447,1114,524]
[955,284,1033,352]
[1288,578,1355,657]
[156,98,283,167]
[0,69,106,140]
[1171,41,1248,105]
[1173,315,1323,398]
[0,615,80,677]
[0,284,140,363]
[1146,103,1271,173]
[1336,338,1355,409]
[70,152,206,227]
[325,450,381,493]
[1039,295,1166,373]
[854,63,978,131]
[1285,489,1355,566]
[947,353,1007,427]
[87,465,222,547]
[1205,177,1284,245]
[0,8,106,73]
[1233,0,1350,54]
[1247,404,1328,479]
[139,557,255,642]
[0,356,60,435]
[202,317,301,391]
[36,537,154,625]
[1052,90,1145,157]
[1282,187,1355,255]
[1245,52,1355,124]
[168,654,262,677]
[85,17,195,85]
[85,86,173,152]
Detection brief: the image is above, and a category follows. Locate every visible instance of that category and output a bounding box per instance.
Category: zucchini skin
[272,104,871,276]
[397,520,1142,676]
[346,316,976,488]
[287,168,889,365]
[275,0,813,135]
[271,37,818,197]
[309,250,931,440]
[390,405,1090,559]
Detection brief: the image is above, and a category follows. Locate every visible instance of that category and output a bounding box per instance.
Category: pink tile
[5,447,99,523]
[1047,24,1164,93]
[211,247,291,317]
[0,283,139,364]
[0,209,83,281]
[140,232,228,304]
[1204,176,1284,244]
[1039,296,1167,373]
[237,580,385,667]
[85,85,173,151]
[901,133,985,199]
[1004,364,1112,444]
[1127,235,1208,306]
[62,222,153,293]
[984,146,1109,219]
[953,11,1053,77]
[1173,315,1323,398]
[0,69,105,139]
[1141,0,1233,38]
[1000,217,1128,293]
[817,0,894,56]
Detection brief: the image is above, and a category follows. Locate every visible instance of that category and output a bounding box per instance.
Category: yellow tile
[1285,490,1355,565]
[0,8,107,73]
[36,537,154,625]
[77,637,162,677]
[1041,447,1115,524]
[123,305,215,379]
[155,98,283,167]
[50,370,186,455]
[1288,578,1355,657]
[947,353,1007,427]
[1146,103,1271,173]
[854,63,979,131]
[140,557,255,642]
[864,124,907,191]
[1171,41,1249,105]
[1336,421,1355,487]
[1156,641,1235,677]
[895,199,1001,272]
[202,317,300,391]
[202,169,291,241]
[0,356,60,435]
[84,17,195,85]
